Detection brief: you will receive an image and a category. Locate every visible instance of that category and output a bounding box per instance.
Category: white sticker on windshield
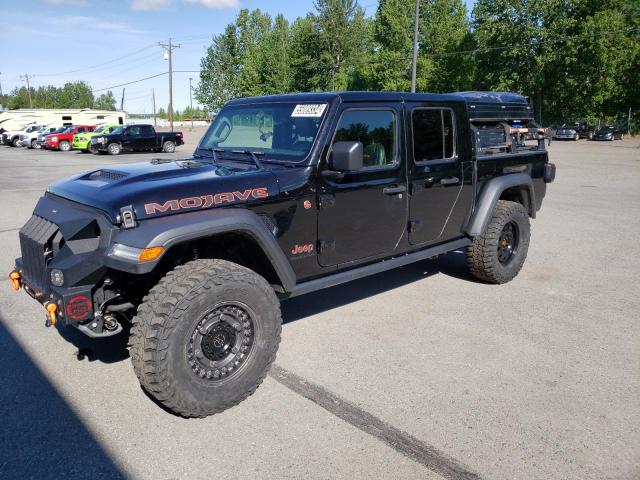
[291,104,327,117]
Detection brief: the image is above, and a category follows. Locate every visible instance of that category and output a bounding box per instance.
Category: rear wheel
[467,200,530,284]
[162,140,176,153]
[107,143,122,155]
[59,140,71,152]
[130,259,282,418]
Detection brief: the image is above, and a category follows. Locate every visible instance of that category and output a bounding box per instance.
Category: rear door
[407,105,463,245]
[317,103,407,266]
[140,125,157,149]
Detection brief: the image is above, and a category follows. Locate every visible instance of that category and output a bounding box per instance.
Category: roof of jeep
[226,91,529,106]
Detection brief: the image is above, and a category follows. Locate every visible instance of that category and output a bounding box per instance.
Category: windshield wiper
[231,150,264,170]
[195,147,224,163]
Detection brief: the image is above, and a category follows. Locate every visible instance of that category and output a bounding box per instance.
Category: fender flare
[465,173,536,237]
[108,208,297,292]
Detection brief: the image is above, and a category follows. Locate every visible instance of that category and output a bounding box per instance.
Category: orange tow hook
[9,271,21,291]
[44,302,58,327]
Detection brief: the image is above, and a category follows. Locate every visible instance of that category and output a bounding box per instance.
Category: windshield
[111,126,125,135]
[198,102,327,162]
[94,126,106,133]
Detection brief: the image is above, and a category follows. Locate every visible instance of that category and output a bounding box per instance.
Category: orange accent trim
[9,271,21,291]
[44,302,58,326]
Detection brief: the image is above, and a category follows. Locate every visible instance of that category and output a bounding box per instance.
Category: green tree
[94,91,117,110]
[313,0,371,91]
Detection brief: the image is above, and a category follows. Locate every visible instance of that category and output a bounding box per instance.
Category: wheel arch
[465,173,536,237]
[108,208,297,292]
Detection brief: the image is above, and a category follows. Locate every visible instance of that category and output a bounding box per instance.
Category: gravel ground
[0,137,638,480]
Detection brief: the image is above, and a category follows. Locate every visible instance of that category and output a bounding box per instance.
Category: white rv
[0,109,127,133]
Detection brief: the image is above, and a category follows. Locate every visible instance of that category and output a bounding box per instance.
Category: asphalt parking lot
[0,136,638,480]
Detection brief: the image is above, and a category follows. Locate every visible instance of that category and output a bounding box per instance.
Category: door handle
[383,185,406,195]
[440,177,460,186]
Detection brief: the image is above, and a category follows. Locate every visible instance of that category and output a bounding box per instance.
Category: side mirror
[330,141,363,171]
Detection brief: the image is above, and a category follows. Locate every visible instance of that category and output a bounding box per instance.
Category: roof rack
[453,91,534,121]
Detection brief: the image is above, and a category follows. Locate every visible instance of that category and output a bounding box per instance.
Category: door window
[333,110,397,168]
[141,125,155,135]
[412,108,456,162]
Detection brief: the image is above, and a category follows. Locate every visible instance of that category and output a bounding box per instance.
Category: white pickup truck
[18,125,58,149]
[0,124,45,147]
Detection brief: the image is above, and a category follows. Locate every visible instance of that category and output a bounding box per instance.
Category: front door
[317,104,407,266]
[407,105,463,245]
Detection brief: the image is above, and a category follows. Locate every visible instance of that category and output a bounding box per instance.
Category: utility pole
[628,107,632,135]
[120,88,125,111]
[20,74,34,108]
[189,77,194,131]
[0,72,3,97]
[410,0,420,93]
[159,38,181,132]
[152,88,157,127]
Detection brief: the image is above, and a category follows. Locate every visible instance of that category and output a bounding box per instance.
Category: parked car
[1,123,44,147]
[73,124,120,153]
[91,124,183,155]
[553,122,593,140]
[44,125,96,151]
[19,125,58,149]
[591,125,624,141]
[10,90,555,418]
[36,126,67,149]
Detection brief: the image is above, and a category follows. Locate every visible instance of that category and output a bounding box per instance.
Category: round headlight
[51,136,57,141]
[50,269,64,287]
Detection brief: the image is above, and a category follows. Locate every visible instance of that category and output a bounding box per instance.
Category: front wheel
[59,140,71,152]
[30,139,37,149]
[130,259,282,417]
[107,143,122,155]
[162,140,176,153]
[467,200,530,284]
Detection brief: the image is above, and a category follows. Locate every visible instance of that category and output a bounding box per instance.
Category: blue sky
[0,0,474,112]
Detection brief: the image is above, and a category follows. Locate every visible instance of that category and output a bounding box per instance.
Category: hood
[47,159,281,223]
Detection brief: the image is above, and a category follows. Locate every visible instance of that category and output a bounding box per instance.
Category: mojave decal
[144,187,269,215]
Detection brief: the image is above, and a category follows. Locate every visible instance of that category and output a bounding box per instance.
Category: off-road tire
[108,142,121,155]
[129,259,281,418]
[467,200,530,284]
[162,140,176,153]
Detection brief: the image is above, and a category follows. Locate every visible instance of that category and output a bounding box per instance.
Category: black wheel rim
[497,221,519,265]
[187,303,255,382]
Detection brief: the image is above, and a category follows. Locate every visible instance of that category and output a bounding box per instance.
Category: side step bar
[285,237,471,299]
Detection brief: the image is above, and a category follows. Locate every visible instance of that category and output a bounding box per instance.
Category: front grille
[19,215,59,290]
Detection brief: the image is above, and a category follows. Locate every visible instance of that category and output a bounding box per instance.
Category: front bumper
[554,133,578,139]
[13,194,117,327]
[73,139,90,150]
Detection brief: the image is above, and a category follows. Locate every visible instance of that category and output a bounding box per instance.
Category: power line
[426,27,640,58]
[33,44,157,77]
[92,72,168,93]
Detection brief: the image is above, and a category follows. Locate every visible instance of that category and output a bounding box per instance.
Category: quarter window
[412,109,456,162]
[334,110,397,168]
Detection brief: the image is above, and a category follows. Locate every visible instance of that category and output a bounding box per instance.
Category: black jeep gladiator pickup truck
[91,123,184,155]
[10,91,555,417]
